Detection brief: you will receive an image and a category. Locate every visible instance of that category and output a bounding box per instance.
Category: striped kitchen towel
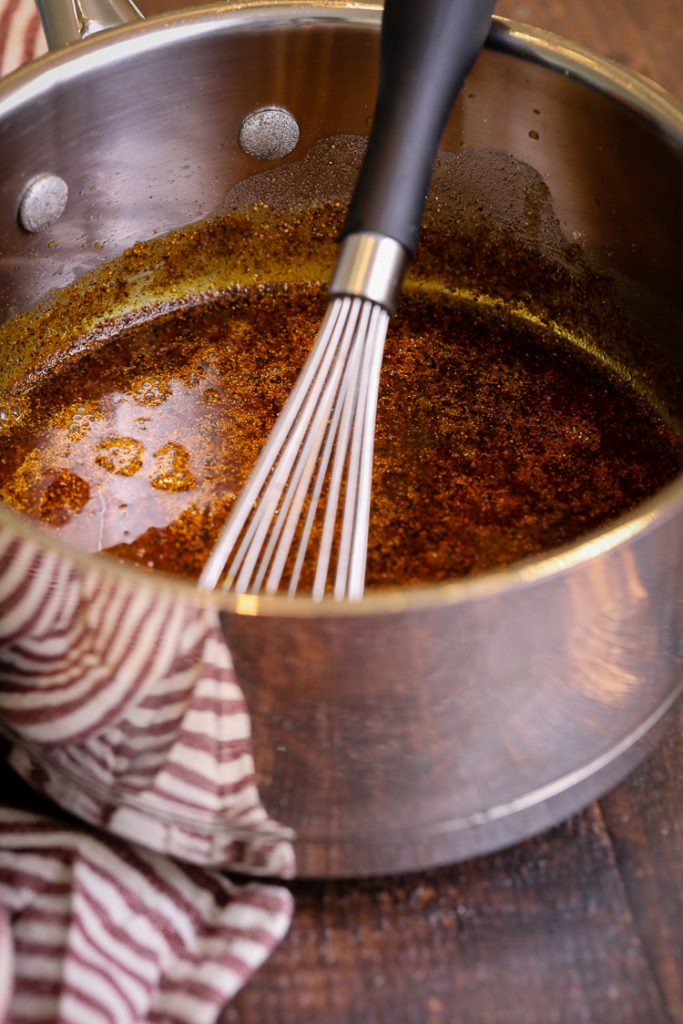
[0,2,295,1020]
[0,524,296,877]
[0,0,45,74]
[0,804,293,1024]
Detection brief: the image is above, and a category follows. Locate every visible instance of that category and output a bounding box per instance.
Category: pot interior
[0,9,682,592]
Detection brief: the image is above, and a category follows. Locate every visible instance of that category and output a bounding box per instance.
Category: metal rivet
[239,107,300,161]
[18,173,69,233]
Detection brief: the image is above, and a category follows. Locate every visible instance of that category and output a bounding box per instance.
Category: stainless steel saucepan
[0,0,681,877]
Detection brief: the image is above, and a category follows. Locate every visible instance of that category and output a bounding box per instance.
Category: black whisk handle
[342,0,496,255]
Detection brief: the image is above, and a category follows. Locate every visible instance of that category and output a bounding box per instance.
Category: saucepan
[0,0,682,878]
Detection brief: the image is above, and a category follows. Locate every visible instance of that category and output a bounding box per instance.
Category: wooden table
[141,0,683,103]
[76,2,683,1021]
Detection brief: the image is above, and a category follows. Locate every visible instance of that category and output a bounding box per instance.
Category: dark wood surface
[140,0,683,103]
[79,3,683,1021]
[224,729,683,1023]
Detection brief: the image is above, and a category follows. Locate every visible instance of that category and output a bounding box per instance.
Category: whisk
[199,0,495,600]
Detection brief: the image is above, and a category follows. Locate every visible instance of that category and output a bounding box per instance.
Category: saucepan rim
[1,1,682,619]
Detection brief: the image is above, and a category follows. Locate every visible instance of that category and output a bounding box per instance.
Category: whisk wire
[199,293,391,599]
[230,298,354,593]
[286,297,363,596]
[313,298,372,600]
[202,298,347,592]
[342,302,389,599]
[332,300,380,598]
[257,296,363,595]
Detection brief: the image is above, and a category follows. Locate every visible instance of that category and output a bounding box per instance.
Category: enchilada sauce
[0,284,680,588]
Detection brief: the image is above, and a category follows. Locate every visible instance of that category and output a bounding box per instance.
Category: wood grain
[495,0,683,100]
[139,0,683,100]
[225,714,683,1023]
[600,719,683,1022]
[228,804,675,1024]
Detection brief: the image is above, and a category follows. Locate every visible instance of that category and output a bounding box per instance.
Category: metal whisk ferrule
[329,233,407,311]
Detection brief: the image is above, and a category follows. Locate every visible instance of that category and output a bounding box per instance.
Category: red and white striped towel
[0,805,293,1024]
[0,3,296,1020]
[0,521,295,878]
[0,0,45,74]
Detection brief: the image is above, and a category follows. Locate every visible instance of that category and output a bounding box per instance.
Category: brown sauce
[0,284,681,588]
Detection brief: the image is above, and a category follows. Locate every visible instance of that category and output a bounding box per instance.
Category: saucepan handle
[35,0,144,50]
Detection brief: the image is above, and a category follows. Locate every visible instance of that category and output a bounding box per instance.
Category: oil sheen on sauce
[0,284,681,589]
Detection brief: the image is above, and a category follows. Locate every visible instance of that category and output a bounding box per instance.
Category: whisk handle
[343,0,495,256]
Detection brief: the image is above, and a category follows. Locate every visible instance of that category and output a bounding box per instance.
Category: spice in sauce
[0,283,680,589]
